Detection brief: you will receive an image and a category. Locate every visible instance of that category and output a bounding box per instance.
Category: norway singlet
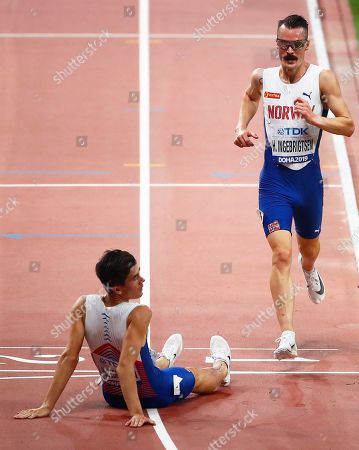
[84,295,195,408]
[258,64,328,238]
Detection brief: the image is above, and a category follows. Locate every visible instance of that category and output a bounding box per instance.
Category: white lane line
[0,183,141,188]
[185,347,338,351]
[308,0,359,271]
[147,409,178,450]
[0,33,137,38]
[0,375,98,380]
[0,369,98,372]
[0,346,89,349]
[139,2,176,449]
[0,183,342,188]
[230,371,359,375]
[0,354,82,364]
[151,33,275,39]
[139,0,151,312]
[0,32,274,40]
[205,357,320,363]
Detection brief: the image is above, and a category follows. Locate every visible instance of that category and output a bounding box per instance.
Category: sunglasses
[276,39,307,50]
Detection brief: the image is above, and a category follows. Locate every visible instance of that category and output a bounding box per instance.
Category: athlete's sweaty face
[121,264,145,299]
[276,25,309,71]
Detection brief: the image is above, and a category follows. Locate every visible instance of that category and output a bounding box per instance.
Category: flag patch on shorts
[268,220,281,233]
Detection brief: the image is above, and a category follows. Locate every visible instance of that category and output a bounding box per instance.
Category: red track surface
[1,1,359,449]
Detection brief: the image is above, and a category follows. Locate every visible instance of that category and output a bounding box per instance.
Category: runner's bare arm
[294,69,355,137]
[234,68,263,147]
[14,296,86,419]
[117,305,156,428]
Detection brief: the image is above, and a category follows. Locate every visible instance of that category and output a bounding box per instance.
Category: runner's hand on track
[14,404,52,419]
[125,413,156,427]
[234,129,258,147]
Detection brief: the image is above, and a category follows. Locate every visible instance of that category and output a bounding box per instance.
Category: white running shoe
[210,335,231,386]
[299,254,325,304]
[159,333,183,367]
[274,330,297,360]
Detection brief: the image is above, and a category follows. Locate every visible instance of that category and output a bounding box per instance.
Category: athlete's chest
[263,73,322,119]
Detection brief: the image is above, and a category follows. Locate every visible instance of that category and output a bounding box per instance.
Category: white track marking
[0,355,84,364]
[0,33,274,40]
[151,33,274,39]
[0,369,97,372]
[0,375,98,380]
[0,183,342,188]
[0,346,87,349]
[205,357,320,363]
[147,409,179,450]
[139,1,176,448]
[185,347,338,351]
[139,0,151,312]
[230,371,359,375]
[0,33,137,38]
[307,0,359,270]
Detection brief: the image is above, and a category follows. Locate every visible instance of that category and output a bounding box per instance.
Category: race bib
[270,126,315,164]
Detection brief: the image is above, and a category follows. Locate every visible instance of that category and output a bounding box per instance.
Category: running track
[1,1,359,449]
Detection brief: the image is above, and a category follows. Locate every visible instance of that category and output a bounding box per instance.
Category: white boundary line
[205,357,320,363]
[0,369,98,372]
[184,347,338,351]
[139,2,176,449]
[139,0,151,312]
[147,409,178,450]
[1,375,98,380]
[0,32,274,40]
[0,33,137,38]
[151,33,274,39]
[0,346,87,349]
[0,183,342,188]
[307,0,359,271]
[231,371,359,375]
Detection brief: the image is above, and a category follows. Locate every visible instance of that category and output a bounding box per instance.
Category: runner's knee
[272,246,291,269]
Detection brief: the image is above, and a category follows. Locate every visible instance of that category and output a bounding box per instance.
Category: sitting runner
[14,249,231,427]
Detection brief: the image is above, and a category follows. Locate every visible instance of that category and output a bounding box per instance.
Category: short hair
[277,14,309,38]
[95,249,136,291]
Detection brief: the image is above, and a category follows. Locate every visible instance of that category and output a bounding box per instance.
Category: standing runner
[234,14,354,359]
